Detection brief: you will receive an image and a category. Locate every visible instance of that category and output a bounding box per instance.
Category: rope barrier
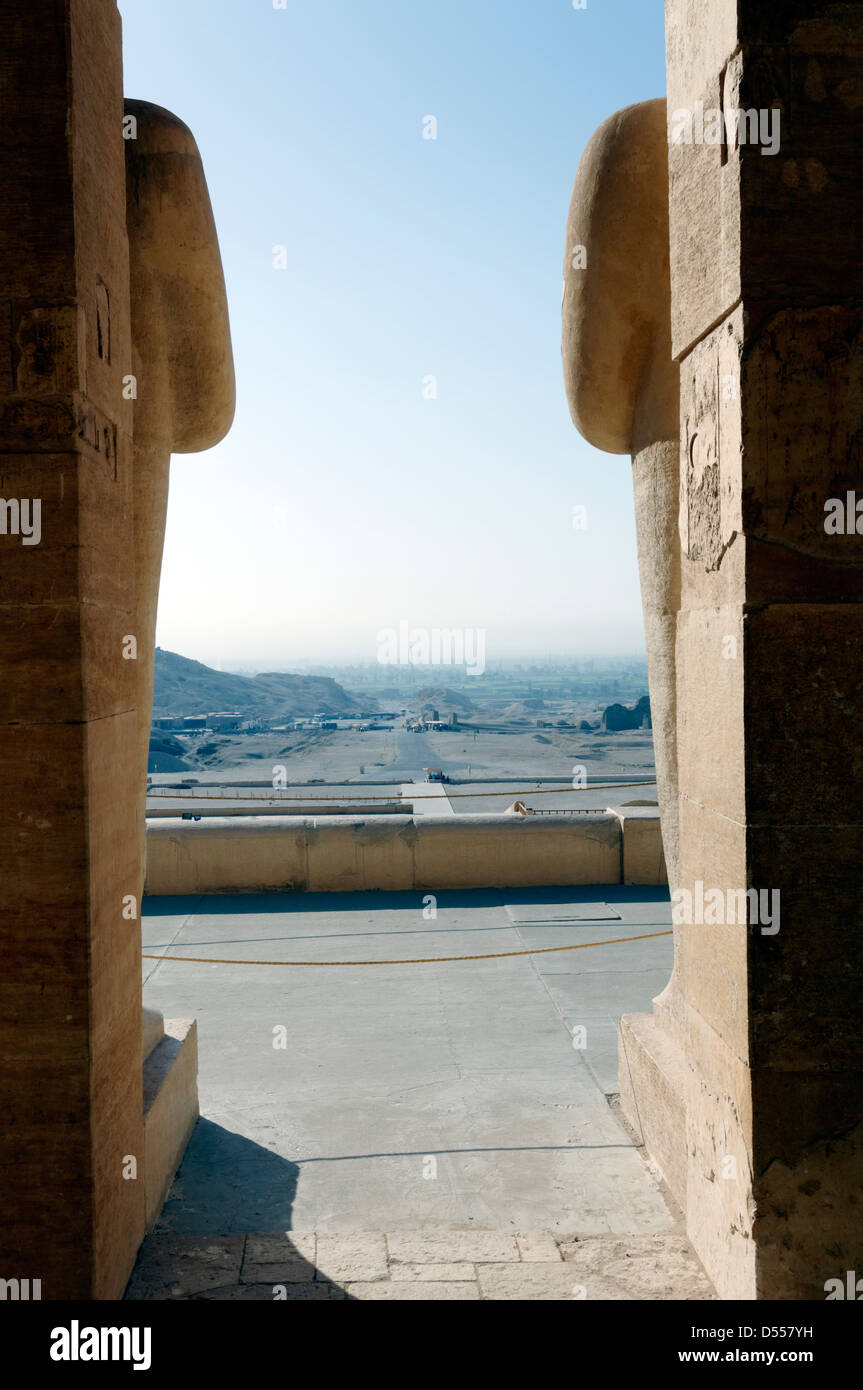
[146,779,658,805]
[142,928,672,968]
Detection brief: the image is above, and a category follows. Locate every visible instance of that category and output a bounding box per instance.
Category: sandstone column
[620,0,863,1298]
[563,98,681,890]
[124,100,234,1060]
[124,98,235,904]
[0,0,143,1298]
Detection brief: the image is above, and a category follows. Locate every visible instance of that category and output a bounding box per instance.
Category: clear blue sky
[118,0,667,669]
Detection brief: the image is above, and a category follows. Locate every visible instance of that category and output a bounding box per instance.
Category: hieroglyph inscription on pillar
[680,307,743,569]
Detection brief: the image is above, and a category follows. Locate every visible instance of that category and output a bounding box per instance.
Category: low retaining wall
[145,809,667,895]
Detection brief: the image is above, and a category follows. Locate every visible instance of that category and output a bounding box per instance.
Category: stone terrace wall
[145,811,666,895]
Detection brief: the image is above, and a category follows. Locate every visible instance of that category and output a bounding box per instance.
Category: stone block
[143,1020,198,1230]
[477,1263,583,1300]
[675,606,745,827]
[618,1012,688,1209]
[125,1235,243,1300]
[386,1232,519,1264]
[241,1234,317,1284]
[390,1263,477,1281]
[558,1233,716,1300]
[611,808,668,886]
[315,1233,388,1283]
[516,1232,562,1263]
[346,1281,479,1301]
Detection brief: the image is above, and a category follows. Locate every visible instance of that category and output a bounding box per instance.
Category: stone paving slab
[477,1262,586,1300]
[346,1281,481,1300]
[126,1228,716,1301]
[241,1234,317,1282]
[193,1281,346,1301]
[390,1263,477,1281]
[316,1232,389,1283]
[516,1231,562,1262]
[558,1233,718,1300]
[125,1235,244,1300]
[386,1231,519,1264]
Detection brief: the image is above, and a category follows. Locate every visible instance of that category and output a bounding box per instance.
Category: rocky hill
[412,686,476,714]
[601,694,651,732]
[152,648,362,720]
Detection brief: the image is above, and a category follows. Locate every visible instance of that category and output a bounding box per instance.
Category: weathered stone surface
[390,1263,477,1282]
[562,98,678,456]
[618,1013,688,1209]
[0,4,234,1300]
[558,1234,717,1300]
[386,1232,519,1264]
[515,1232,562,1263]
[316,1233,388,1283]
[125,1227,717,1301]
[346,1281,480,1301]
[611,808,668,887]
[563,99,681,897]
[192,1281,345,1301]
[750,1099,863,1301]
[143,1020,199,1229]
[241,1234,317,1283]
[124,96,235,917]
[124,1235,244,1299]
[566,0,863,1301]
[0,0,143,1302]
[477,1263,586,1300]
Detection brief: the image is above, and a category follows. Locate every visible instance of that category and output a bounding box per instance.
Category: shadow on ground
[154,1118,298,1233]
[126,1120,355,1299]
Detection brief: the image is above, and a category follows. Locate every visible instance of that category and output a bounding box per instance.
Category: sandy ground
[420,727,656,782]
[150,724,656,789]
[150,728,401,785]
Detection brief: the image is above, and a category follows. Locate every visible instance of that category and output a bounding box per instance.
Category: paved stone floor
[133,886,715,1300]
[126,1229,716,1300]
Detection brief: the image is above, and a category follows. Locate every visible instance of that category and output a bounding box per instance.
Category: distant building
[207,711,241,731]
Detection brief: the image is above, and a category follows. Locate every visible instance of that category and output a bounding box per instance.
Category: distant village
[152,694,651,739]
[152,706,467,738]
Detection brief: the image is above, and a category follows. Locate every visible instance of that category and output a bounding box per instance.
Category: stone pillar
[124,100,234,1221]
[562,98,681,890]
[124,99,235,903]
[0,1,144,1298]
[620,0,863,1299]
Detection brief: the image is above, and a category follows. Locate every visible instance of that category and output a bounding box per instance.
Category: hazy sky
[118,0,667,670]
